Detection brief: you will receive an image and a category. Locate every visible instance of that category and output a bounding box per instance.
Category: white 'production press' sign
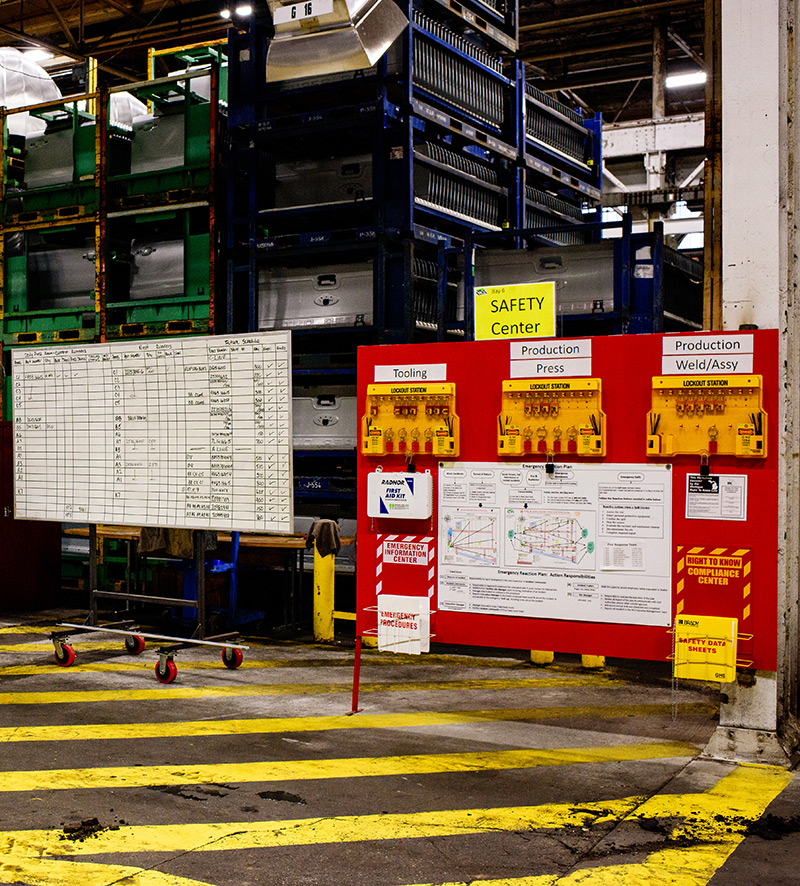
[11,332,293,532]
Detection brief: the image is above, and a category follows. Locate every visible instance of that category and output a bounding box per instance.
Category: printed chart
[438,462,672,626]
[12,332,293,532]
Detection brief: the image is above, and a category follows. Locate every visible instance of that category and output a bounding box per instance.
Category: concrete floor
[0,611,798,886]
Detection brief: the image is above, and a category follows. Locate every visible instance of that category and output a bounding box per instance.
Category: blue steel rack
[459,217,703,338]
[224,1,603,510]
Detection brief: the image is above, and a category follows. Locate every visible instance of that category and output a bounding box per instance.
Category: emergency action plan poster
[437,462,673,626]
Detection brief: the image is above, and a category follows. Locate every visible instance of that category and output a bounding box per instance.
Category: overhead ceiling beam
[101,0,151,27]
[667,24,705,68]
[520,0,701,34]
[520,29,704,63]
[521,38,652,62]
[539,68,655,90]
[42,0,79,51]
[0,25,138,81]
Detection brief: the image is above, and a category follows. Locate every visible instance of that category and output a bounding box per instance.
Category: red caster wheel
[124,635,146,655]
[222,647,244,669]
[54,643,76,667]
[155,658,177,684]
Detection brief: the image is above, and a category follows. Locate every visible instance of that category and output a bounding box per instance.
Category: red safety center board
[356,331,778,669]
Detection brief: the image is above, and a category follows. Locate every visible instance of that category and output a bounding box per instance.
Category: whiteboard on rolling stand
[11,332,293,533]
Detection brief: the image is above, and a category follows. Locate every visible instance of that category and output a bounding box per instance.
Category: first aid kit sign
[367,472,433,519]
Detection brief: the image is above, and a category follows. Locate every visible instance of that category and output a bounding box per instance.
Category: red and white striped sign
[376,534,436,597]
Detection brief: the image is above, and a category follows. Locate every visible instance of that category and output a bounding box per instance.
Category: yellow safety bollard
[312,540,335,642]
[530,650,554,665]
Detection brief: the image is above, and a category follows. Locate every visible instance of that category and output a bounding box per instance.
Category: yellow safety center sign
[674,613,738,683]
[474,282,556,341]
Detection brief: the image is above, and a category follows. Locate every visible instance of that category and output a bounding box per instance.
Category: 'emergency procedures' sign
[474,282,556,340]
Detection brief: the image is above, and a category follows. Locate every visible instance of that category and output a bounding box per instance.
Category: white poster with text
[437,462,672,626]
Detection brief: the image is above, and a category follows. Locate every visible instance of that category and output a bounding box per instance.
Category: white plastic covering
[108,91,149,126]
[0,48,61,136]
[170,68,211,102]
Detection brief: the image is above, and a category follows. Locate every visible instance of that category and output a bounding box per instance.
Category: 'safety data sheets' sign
[437,462,673,626]
[674,613,738,682]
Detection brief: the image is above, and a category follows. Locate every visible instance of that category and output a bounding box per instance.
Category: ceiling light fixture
[220,8,232,16]
[665,71,706,89]
[235,4,253,14]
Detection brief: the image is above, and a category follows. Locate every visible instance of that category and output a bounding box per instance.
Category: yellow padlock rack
[498,378,606,457]
[361,382,459,457]
[646,375,767,458]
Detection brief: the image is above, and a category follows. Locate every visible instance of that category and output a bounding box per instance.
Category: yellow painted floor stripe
[0,641,128,653]
[0,658,561,677]
[0,765,790,886]
[0,658,368,676]
[3,797,641,858]
[0,766,791,861]
[0,624,64,635]
[0,741,697,793]
[0,634,553,672]
[0,703,715,744]
[0,675,620,706]
[0,857,215,886]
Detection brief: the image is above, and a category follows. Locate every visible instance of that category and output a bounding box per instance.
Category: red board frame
[356,331,778,669]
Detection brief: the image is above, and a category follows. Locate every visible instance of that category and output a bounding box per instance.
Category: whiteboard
[11,332,294,532]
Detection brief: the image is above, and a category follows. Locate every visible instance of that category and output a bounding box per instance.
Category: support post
[652,15,667,120]
[313,540,335,642]
[195,531,206,640]
[89,523,98,626]
[702,0,800,764]
[349,635,363,714]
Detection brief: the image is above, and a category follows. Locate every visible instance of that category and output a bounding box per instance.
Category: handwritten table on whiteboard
[11,332,293,532]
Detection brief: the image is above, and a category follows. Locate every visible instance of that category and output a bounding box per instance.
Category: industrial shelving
[459,217,703,337]
[224,0,604,515]
[0,65,223,351]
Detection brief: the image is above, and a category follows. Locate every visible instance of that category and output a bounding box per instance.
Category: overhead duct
[266,0,407,82]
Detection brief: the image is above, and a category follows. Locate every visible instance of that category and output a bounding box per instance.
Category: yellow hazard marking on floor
[0,625,63,635]
[0,703,716,744]
[2,798,641,858]
[405,765,794,886]
[0,857,215,886]
[0,741,697,793]
[0,675,621,706]
[0,641,127,653]
[0,765,791,886]
[0,657,577,677]
[0,631,563,671]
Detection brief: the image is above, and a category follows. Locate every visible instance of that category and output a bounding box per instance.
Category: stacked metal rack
[0,64,223,360]
[459,217,703,337]
[0,92,103,348]
[224,0,605,513]
[103,67,220,340]
[0,51,228,626]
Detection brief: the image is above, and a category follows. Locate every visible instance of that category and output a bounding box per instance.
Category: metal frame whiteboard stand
[50,524,249,683]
